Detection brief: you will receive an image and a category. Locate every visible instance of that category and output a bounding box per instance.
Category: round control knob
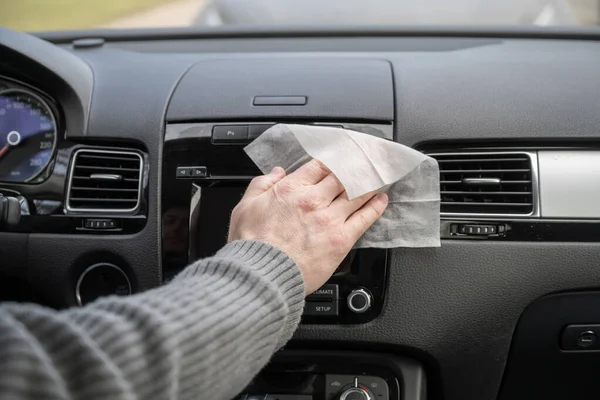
[339,387,372,400]
[347,288,372,313]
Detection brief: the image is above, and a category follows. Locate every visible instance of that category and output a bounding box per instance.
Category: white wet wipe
[245,124,440,248]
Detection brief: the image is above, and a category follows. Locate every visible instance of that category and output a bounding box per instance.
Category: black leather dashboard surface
[3,27,600,400]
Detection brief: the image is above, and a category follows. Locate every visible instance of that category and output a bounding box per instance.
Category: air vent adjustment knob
[347,288,372,313]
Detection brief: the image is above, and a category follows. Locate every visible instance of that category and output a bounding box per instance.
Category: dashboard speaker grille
[66,149,143,212]
[430,152,535,215]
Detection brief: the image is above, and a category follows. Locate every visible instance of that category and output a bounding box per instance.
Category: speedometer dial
[0,89,57,183]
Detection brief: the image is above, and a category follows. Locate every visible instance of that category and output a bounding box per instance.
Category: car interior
[2,16,600,400]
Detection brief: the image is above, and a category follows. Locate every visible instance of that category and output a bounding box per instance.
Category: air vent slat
[73,176,139,182]
[71,187,139,192]
[67,150,143,212]
[442,202,532,206]
[438,157,528,163]
[441,191,532,195]
[441,169,530,173]
[69,198,138,203]
[74,165,140,172]
[431,152,535,215]
[441,180,531,184]
[78,154,141,162]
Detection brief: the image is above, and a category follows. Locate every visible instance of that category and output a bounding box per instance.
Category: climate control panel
[234,350,426,400]
[326,375,389,400]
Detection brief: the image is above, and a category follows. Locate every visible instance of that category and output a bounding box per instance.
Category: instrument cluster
[0,77,59,184]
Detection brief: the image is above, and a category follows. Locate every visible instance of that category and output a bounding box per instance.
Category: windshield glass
[3,0,600,32]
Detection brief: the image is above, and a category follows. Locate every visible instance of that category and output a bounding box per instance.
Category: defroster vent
[66,149,143,212]
[430,152,537,216]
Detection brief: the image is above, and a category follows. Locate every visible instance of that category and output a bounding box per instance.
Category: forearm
[0,240,305,400]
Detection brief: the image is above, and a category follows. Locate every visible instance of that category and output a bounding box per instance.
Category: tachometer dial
[0,89,57,183]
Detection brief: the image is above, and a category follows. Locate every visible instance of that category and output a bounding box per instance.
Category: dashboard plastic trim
[36,26,600,44]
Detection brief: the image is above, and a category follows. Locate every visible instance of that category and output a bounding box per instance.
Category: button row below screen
[212,124,275,143]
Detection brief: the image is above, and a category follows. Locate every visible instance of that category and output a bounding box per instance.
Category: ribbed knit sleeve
[0,240,305,400]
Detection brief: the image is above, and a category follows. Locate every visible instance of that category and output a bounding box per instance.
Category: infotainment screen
[161,183,246,281]
[191,185,246,259]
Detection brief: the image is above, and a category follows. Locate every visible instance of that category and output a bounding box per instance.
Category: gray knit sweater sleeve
[0,240,305,400]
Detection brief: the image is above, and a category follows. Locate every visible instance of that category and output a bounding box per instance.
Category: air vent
[66,149,143,212]
[430,152,536,216]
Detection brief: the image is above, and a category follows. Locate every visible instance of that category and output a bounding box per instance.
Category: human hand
[228,160,388,294]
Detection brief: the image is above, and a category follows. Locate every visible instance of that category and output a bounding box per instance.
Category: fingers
[344,194,389,241]
[285,159,330,186]
[330,190,379,217]
[243,167,286,199]
[312,173,345,204]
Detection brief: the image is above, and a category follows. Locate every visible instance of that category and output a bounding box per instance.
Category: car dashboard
[3,25,600,400]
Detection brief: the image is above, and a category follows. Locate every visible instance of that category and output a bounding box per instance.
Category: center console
[234,350,426,400]
[161,121,392,324]
[157,57,425,398]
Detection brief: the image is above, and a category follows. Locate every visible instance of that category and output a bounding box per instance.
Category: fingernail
[270,166,285,176]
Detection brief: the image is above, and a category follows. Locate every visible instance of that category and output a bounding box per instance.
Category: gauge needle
[0,145,8,160]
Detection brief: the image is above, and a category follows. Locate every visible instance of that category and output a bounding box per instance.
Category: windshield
[3,0,600,32]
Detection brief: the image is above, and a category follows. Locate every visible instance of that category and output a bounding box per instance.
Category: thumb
[242,167,286,199]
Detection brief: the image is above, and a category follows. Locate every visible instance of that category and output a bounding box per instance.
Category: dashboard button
[459,224,497,235]
[248,124,274,140]
[84,219,118,230]
[176,167,192,178]
[212,125,248,142]
[304,302,338,316]
[192,167,207,178]
[307,284,339,302]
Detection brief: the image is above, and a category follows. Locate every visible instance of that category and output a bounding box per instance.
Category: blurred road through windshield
[1,0,599,31]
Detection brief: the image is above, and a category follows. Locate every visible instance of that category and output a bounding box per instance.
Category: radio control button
[192,167,207,178]
[212,125,248,142]
[304,302,338,316]
[347,289,372,313]
[248,124,274,140]
[176,167,192,178]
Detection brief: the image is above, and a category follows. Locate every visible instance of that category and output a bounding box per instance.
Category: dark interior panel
[296,241,600,400]
[499,292,600,400]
